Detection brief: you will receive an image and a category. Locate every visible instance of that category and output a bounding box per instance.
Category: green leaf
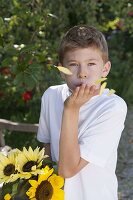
[2,58,13,66]
[20,45,37,54]
[12,182,19,196]
[13,73,24,86]
[24,73,36,90]
[1,182,13,197]
[14,72,36,90]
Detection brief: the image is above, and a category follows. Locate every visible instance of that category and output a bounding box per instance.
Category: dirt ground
[117,106,133,200]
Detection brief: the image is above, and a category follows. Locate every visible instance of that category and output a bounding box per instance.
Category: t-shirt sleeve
[79,99,127,168]
[37,92,50,143]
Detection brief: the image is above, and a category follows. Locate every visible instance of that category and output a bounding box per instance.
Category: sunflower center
[23,161,37,172]
[35,180,53,200]
[4,164,15,176]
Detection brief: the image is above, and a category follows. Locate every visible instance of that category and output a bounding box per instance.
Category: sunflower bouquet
[0,147,64,200]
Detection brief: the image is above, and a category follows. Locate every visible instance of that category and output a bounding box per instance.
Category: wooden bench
[0,119,38,147]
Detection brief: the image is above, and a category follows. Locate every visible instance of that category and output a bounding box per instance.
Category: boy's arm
[58,108,89,178]
[58,84,99,178]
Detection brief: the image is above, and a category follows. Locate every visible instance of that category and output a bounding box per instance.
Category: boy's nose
[78,73,87,79]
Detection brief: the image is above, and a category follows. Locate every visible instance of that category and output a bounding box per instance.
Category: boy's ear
[102,61,111,77]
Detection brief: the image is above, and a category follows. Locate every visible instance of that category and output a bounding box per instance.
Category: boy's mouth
[75,82,87,87]
[76,84,82,87]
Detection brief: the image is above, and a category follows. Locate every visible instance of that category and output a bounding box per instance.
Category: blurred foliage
[0,0,133,147]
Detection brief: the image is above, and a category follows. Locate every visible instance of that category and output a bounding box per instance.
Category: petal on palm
[99,82,107,95]
[95,77,107,84]
[107,89,116,96]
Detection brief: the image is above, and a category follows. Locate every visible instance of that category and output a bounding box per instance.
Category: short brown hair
[58,25,109,64]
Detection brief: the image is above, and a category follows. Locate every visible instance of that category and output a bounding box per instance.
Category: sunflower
[26,166,64,200]
[16,147,48,179]
[0,150,20,183]
[4,193,12,200]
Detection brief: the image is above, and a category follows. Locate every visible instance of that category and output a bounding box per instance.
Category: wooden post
[0,119,39,147]
[0,129,5,147]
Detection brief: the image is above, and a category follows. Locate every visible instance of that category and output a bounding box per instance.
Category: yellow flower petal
[99,82,107,95]
[38,168,54,184]
[55,66,72,75]
[4,193,12,200]
[95,77,107,84]
[31,165,36,171]
[48,174,64,189]
[107,89,116,96]
[26,165,64,200]
[26,187,36,199]
[0,151,18,183]
[29,180,38,188]
[51,188,64,200]
[16,146,44,178]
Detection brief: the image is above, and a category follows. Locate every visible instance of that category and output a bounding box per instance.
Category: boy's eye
[69,63,79,67]
[88,63,96,66]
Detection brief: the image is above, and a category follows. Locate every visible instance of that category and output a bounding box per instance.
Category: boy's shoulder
[98,89,127,114]
[42,83,67,99]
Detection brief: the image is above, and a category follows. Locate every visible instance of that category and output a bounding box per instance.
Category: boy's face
[62,47,111,91]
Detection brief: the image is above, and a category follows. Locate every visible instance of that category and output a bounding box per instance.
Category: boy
[37,25,127,200]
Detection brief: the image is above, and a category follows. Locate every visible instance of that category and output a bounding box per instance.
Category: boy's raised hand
[64,84,100,110]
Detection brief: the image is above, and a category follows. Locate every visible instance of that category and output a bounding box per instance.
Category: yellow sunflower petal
[55,66,72,75]
[38,148,45,162]
[8,173,20,183]
[51,188,64,200]
[37,160,43,168]
[99,82,107,95]
[16,154,28,171]
[29,180,38,188]
[4,193,12,200]
[38,168,54,184]
[23,147,28,155]
[19,172,31,179]
[48,174,64,189]
[107,89,116,96]
[29,147,34,159]
[31,169,43,175]
[31,165,36,171]
[26,187,36,199]
[0,155,9,165]
[0,163,4,170]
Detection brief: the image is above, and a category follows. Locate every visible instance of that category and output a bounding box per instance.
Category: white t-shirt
[37,84,127,200]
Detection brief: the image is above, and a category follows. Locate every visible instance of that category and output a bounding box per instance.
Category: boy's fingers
[72,86,80,99]
[94,88,100,96]
[89,85,96,95]
[78,84,86,96]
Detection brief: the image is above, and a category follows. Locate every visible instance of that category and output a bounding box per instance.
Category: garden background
[0,0,133,199]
